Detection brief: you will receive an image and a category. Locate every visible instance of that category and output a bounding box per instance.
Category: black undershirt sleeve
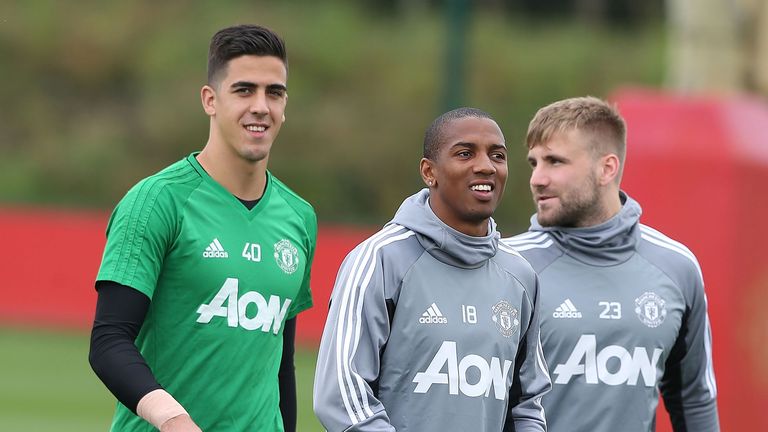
[90,280,300,427]
[88,281,162,413]
[279,317,297,432]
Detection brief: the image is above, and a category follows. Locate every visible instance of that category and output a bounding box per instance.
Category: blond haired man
[504,96,719,431]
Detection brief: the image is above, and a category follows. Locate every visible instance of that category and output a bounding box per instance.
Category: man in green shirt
[89,24,316,432]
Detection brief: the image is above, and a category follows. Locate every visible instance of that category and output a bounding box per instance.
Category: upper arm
[97,183,178,298]
[313,227,414,432]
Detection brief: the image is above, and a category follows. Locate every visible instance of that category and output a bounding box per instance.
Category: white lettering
[418,316,448,324]
[487,357,512,400]
[241,243,262,262]
[459,354,490,397]
[413,340,458,395]
[462,305,477,324]
[203,250,229,258]
[196,278,291,333]
[553,334,663,387]
[195,277,239,327]
[598,301,622,319]
[552,310,583,318]
[413,341,512,400]
[627,347,662,386]
[596,345,632,385]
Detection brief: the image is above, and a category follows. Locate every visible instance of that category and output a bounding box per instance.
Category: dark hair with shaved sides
[423,107,495,160]
[207,24,287,86]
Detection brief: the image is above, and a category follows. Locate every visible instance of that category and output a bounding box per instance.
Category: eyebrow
[229,81,288,92]
[532,153,570,163]
[451,142,507,151]
[267,83,288,92]
[489,143,507,151]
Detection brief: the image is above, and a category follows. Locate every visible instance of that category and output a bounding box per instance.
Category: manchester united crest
[634,291,667,328]
[273,239,299,275]
[491,300,520,338]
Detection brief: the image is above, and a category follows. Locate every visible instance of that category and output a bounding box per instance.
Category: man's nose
[250,91,269,114]
[530,165,548,188]
[474,154,497,174]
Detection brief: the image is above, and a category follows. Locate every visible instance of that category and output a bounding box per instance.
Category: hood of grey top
[529,191,642,266]
[389,188,499,269]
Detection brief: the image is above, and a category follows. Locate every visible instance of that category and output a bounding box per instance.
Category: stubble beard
[536,175,601,228]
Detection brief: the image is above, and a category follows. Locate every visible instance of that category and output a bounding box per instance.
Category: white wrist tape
[137,389,188,430]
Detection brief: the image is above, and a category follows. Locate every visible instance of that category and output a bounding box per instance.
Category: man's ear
[282,93,288,122]
[420,157,437,188]
[201,85,216,116]
[598,153,620,186]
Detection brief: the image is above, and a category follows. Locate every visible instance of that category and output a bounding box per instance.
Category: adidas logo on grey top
[419,302,447,324]
[203,238,229,258]
[553,299,582,319]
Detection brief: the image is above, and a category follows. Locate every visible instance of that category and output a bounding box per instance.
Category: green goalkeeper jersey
[97,153,316,432]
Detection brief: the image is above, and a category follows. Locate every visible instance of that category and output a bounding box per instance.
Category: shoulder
[500,231,562,273]
[339,224,422,282]
[101,159,201,271]
[269,174,317,225]
[636,223,704,289]
[113,158,201,221]
[335,224,421,298]
[495,240,542,309]
[496,240,537,282]
[346,224,420,262]
[121,158,201,206]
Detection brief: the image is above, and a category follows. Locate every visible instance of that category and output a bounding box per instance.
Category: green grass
[0,327,323,431]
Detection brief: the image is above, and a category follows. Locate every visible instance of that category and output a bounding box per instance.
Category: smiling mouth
[471,184,493,192]
[245,125,267,132]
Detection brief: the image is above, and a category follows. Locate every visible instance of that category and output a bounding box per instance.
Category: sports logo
[553,334,662,387]
[203,238,229,258]
[491,300,519,338]
[553,298,582,319]
[196,278,291,334]
[413,341,512,400]
[419,303,447,324]
[273,239,299,274]
[634,291,667,328]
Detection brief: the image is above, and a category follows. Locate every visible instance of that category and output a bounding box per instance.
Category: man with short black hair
[89,24,316,432]
[314,107,551,432]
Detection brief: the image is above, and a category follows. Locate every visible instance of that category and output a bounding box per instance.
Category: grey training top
[314,189,551,432]
[503,192,719,432]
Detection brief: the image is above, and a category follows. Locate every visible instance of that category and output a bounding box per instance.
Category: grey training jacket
[314,189,551,432]
[503,192,719,432]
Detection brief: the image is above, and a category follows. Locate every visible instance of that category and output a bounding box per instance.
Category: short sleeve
[96,179,178,299]
[286,207,317,319]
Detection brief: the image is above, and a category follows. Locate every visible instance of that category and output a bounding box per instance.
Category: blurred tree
[666,0,768,97]
[743,0,768,95]
[666,0,743,93]
[441,0,470,111]
[507,0,664,26]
